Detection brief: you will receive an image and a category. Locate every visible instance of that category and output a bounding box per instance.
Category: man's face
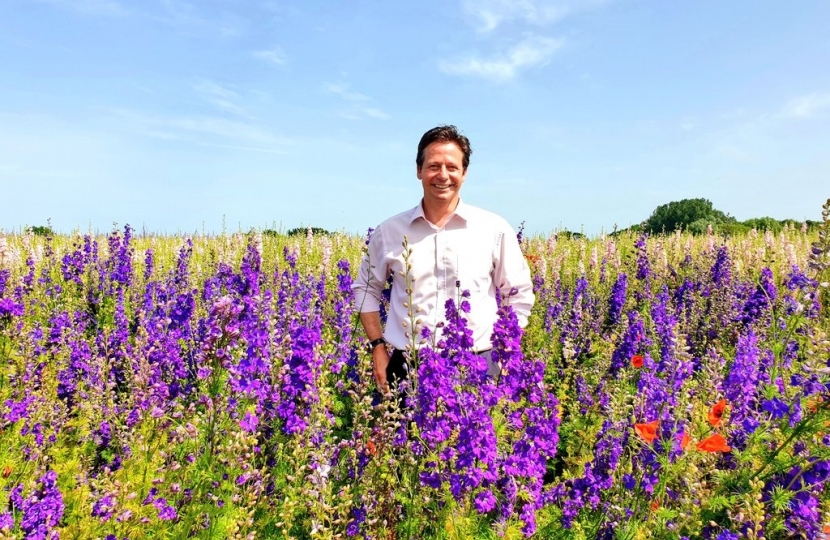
[417,141,467,206]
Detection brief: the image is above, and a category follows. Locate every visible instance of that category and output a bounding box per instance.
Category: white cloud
[335,105,390,122]
[193,81,239,101]
[440,35,564,81]
[444,0,599,81]
[111,109,291,148]
[324,83,389,120]
[360,108,391,121]
[783,93,830,119]
[154,0,246,38]
[462,0,603,32]
[165,117,283,145]
[253,47,287,65]
[193,80,251,118]
[324,83,370,102]
[192,81,249,117]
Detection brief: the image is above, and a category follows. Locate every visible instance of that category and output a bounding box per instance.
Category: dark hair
[416,125,472,171]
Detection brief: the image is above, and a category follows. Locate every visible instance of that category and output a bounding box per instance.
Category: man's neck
[422,198,459,228]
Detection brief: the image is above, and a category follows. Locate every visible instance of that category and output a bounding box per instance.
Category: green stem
[751,416,815,480]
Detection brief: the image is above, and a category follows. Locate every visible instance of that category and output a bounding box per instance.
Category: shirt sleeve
[352,227,388,313]
[493,225,535,327]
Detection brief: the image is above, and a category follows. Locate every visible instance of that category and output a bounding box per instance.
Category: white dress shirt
[353,200,534,352]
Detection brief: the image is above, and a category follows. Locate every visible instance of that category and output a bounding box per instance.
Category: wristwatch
[367,337,387,353]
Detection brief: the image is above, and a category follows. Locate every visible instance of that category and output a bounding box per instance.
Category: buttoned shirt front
[353,200,534,352]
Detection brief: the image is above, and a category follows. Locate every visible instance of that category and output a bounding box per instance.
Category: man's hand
[360,312,390,393]
[372,345,391,394]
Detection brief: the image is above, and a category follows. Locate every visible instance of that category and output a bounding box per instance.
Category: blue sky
[2,0,829,236]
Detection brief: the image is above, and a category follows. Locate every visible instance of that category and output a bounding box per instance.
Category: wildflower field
[1,200,830,540]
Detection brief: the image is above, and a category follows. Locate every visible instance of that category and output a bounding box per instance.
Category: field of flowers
[1,200,829,540]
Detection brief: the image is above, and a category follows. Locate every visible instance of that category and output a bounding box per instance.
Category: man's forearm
[359,311,384,341]
[360,311,391,391]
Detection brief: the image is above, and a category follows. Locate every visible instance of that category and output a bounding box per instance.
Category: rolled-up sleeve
[352,227,388,313]
[493,228,535,327]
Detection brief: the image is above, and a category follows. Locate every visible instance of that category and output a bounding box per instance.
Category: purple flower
[559,277,596,360]
[764,460,830,538]
[104,225,134,290]
[346,505,366,536]
[142,488,158,506]
[635,235,651,281]
[153,498,178,521]
[711,246,732,286]
[762,398,789,420]
[331,259,356,376]
[4,396,34,423]
[474,490,497,513]
[724,330,761,448]
[550,419,623,528]
[0,268,9,296]
[60,241,87,285]
[92,494,116,522]
[414,296,502,507]
[605,272,627,328]
[239,411,258,433]
[283,245,298,268]
[740,267,777,326]
[0,297,24,318]
[17,470,64,538]
[651,285,677,372]
[276,322,323,435]
[609,311,649,375]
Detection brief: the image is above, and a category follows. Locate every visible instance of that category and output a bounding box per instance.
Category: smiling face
[417,141,467,208]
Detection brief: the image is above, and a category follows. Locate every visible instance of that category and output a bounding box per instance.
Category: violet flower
[17,469,64,539]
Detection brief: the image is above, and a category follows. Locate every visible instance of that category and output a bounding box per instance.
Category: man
[353,125,534,392]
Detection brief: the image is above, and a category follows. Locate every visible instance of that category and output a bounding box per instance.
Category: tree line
[612,198,819,237]
[19,199,818,238]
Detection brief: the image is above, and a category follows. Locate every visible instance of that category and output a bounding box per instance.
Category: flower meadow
[1,200,830,540]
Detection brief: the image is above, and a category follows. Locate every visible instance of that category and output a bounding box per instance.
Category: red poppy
[366,440,377,456]
[635,420,659,444]
[651,499,660,511]
[631,355,644,368]
[708,399,727,427]
[1,466,10,478]
[680,432,690,450]
[697,433,731,453]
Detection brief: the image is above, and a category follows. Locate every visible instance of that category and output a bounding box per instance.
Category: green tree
[718,222,751,236]
[643,198,734,235]
[27,224,55,237]
[742,217,783,233]
[286,226,332,237]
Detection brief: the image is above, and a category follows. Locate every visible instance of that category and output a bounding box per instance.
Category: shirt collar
[409,199,470,225]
